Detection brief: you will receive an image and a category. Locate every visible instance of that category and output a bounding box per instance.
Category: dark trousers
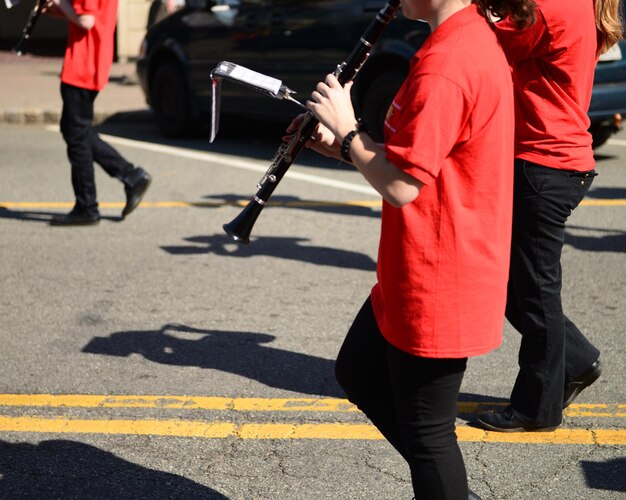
[506,159,600,427]
[335,297,468,500]
[60,82,135,215]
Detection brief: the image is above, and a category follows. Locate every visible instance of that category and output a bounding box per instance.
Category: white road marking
[44,126,378,196]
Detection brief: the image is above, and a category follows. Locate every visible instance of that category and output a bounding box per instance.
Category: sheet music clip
[208,61,306,142]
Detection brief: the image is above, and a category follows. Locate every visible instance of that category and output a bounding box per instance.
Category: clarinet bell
[223,199,265,244]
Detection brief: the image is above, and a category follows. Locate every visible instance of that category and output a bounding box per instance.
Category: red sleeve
[384,74,471,186]
[73,0,100,15]
[493,8,551,62]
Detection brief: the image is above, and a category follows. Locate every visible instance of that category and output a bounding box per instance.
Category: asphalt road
[0,120,624,499]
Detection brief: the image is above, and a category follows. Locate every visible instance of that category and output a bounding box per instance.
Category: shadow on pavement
[82,323,344,398]
[565,225,626,253]
[161,234,376,271]
[0,207,122,224]
[580,457,626,492]
[0,439,227,499]
[207,193,380,219]
[587,186,626,199]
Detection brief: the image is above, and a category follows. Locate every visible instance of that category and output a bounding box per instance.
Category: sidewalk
[0,50,151,125]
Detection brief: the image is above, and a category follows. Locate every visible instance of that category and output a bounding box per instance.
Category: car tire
[360,70,406,142]
[150,61,194,137]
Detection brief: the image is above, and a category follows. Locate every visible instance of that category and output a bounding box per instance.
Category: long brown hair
[595,0,624,53]
[473,0,537,28]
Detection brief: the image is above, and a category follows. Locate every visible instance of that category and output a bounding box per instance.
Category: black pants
[60,82,135,216]
[335,297,468,500]
[506,159,600,427]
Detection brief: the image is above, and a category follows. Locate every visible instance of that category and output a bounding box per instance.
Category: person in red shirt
[44,0,152,226]
[475,0,624,433]
[291,0,535,497]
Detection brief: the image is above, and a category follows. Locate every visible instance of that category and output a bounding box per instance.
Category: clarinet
[13,0,46,56]
[223,0,401,244]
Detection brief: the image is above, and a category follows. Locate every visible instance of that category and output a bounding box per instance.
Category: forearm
[348,132,422,208]
[305,73,422,206]
[46,0,95,30]
[43,4,66,19]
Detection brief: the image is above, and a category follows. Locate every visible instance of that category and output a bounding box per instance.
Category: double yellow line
[0,394,624,445]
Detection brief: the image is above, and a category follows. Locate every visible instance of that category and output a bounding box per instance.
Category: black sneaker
[122,167,152,219]
[50,210,100,226]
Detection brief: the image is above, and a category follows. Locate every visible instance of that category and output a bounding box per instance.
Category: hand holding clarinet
[11,0,46,55]
[221,0,401,243]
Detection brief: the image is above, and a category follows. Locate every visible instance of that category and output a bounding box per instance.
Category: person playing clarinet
[290,0,536,497]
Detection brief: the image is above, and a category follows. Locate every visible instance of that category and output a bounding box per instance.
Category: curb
[0,109,153,126]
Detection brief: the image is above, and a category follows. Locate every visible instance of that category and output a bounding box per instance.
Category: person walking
[475,0,624,433]
[44,0,152,226]
[291,0,536,497]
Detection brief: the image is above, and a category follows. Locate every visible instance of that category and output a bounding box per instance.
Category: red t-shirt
[371,4,514,358]
[61,0,118,91]
[493,0,599,171]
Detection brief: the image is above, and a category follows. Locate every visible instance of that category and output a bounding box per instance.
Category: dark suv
[589,39,626,148]
[137,0,625,146]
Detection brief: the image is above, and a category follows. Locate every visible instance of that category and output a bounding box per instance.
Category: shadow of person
[0,207,122,223]
[0,207,57,223]
[82,324,344,398]
[580,457,626,492]
[0,439,227,499]
[586,186,626,199]
[565,225,626,253]
[161,234,377,271]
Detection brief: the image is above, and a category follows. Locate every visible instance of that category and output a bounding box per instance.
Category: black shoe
[122,167,152,219]
[474,406,558,433]
[469,489,482,500]
[563,360,602,409]
[50,210,100,226]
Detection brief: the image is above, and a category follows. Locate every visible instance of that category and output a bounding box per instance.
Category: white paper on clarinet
[208,61,304,142]
[214,61,283,96]
[5,0,21,8]
[209,77,222,143]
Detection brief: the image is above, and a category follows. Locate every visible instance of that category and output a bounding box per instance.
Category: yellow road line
[0,394,359,412]
[0,416,623,445]
[1,199,624,209]
[0,395,623,417]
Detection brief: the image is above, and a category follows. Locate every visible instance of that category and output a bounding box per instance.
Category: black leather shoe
[475,406,558,433]
[468,488,482,500]
[122,167,152,219]
[50,210,100,226]
[563,360,602,409]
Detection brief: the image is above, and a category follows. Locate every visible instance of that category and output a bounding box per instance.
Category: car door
[186,0,278,114]
[260,0,375,105]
